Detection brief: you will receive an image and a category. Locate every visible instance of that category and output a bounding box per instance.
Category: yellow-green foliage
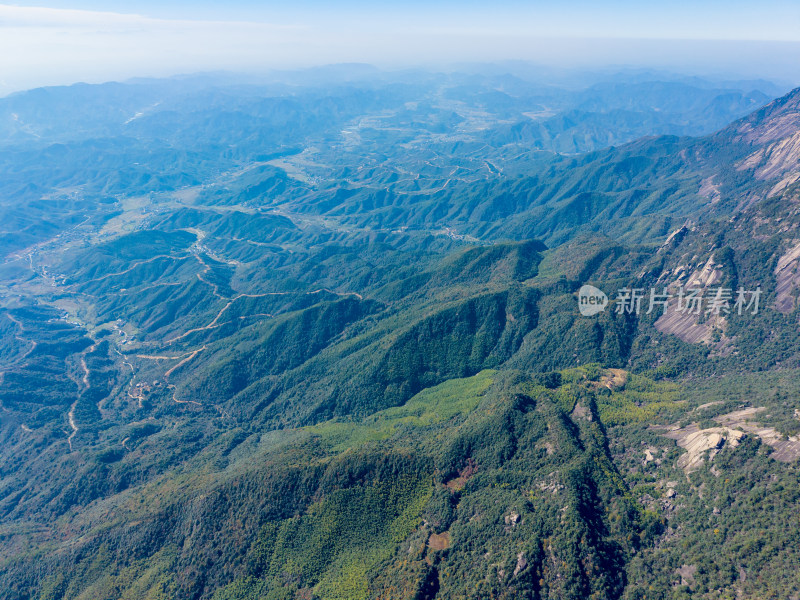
[306,370,494,452]
[40,546,179,600]
[523,365,683,426]
[551,384,581,413]
[261,477,431,599]
[210,374,497,599]
[595,372,684,426]
[376,369,494,424]
[516,365,600,413]
[555,363,605,384]
[314,553,370,600]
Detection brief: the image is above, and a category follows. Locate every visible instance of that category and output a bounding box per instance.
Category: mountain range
[1,68,799,600]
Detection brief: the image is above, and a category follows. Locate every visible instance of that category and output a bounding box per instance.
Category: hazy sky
[2,1,800,94]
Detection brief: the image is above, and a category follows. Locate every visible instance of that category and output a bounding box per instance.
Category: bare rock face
[654,254,730,348]
[513,552,528,578]
[774,240,800,314]
[664,425,745,472]
[738,128,800,198]
[727,86,800,147]
[570,401,591,421]
[727,88,800,196]
[654,306,715,345]
[663,406,800,473]
[427,531,450,551]
[676,564,698,588]
[716,407,800,462]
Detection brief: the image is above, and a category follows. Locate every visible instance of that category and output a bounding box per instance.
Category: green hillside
[1,74,800,599]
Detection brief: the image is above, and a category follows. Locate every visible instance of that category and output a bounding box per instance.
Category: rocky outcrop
[663,407,800,472]
[716,407,800,463]
[654,254,728,346]
[774,240,800,314]
[663,424,745,472]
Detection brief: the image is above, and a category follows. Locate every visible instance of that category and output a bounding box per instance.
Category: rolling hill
[1,70,799,600]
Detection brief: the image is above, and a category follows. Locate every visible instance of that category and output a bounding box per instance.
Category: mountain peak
[725,85,800,145]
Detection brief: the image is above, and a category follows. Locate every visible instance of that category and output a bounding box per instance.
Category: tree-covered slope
[1,74,800,600]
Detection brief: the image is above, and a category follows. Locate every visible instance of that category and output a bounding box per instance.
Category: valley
[1,68,799,599]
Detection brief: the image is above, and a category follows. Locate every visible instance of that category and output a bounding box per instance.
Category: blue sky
[1,1,799,93]
[4,0,799,40]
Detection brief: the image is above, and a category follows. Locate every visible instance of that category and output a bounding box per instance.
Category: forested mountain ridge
[267,85,800,247]
[1,72,800,599]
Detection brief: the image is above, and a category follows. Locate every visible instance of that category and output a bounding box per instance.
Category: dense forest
[1,71,799,599]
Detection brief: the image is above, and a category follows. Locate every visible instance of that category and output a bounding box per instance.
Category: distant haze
[1,1,800,94]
